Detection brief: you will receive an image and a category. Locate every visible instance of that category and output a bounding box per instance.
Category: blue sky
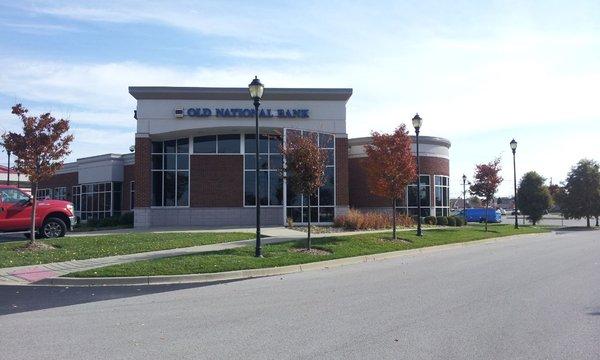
[0,0,598,197]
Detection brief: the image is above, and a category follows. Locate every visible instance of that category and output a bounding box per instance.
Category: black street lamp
[510,139,519,229]
[5,150,10,186]
[462,174,468,222]
[249,76,265,257]
[412,113,423,236]
[0,142,10,186]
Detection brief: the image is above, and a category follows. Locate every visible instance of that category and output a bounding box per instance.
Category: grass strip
[0,232,256,268]
[70,224,549,277]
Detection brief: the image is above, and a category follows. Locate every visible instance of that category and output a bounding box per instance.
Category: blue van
[458,208,502,223]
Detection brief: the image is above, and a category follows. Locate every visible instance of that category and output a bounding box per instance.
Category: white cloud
[1,0,599,188]
[0,21,78,34]
[22,0,281,42]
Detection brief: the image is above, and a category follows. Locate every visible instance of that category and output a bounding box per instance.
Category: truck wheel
[41,217,67,239]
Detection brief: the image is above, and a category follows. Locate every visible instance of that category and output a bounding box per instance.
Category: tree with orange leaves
[470,158,503,231]
[281,132,327,249]
[364,124,416,240]
[2,104,74,244]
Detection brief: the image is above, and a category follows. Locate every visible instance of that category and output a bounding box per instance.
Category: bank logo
[175,107,310,119]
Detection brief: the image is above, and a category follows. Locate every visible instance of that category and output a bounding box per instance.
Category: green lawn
[0,232,256,268]
[70,224,550,277]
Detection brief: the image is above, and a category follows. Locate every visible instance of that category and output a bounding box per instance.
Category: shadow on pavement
[0,280,243,316]
[554,226,600,234]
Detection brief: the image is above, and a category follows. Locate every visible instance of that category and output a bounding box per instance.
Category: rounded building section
[348,136,451,217]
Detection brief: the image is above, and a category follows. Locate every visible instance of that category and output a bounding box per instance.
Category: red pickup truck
[0,185,76,239]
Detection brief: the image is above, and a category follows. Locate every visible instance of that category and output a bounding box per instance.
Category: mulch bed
[290,226,347,234]
[288,247,332,256]
[14,241,56,253]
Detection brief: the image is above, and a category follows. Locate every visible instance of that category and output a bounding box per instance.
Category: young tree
[281,133,327,249]
[470,158,503,231]
[364,124,416,240]
[517,171,552,225]
[556,159,600,228]
[2,104,74,244]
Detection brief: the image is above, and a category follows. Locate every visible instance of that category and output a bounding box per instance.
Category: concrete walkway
[0,226,308,243]
[0,227,424,286]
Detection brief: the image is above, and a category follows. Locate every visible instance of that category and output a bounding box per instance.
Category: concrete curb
[35,232,547,287]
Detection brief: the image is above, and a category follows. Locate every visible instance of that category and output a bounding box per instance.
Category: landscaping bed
[0,232,256,268]
[69,224,549,277]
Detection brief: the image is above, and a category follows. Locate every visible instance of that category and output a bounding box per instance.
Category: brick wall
[335,137,349,206]
[348,155,450,208]
[134,137,151,208]
[348,158,388,208]
[419,156,450,177]
[190,155,244,207]
[38,172,79,198]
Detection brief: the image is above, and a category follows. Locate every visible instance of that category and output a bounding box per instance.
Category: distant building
[0,165,28,188]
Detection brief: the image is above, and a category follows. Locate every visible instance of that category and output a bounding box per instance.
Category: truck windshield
[0,188,30,204]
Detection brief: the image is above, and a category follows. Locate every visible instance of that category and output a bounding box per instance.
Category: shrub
[84,213,134,228]
[436,216,449,226]
[447,216,456,226]
[397,213,415,227]
[333,209,416,231]
[455,217,465,226]
[424,216,437,225]
[411,215,420,224]
[98,216,120,227]
[119,212,134,225]
[334,209,400,230]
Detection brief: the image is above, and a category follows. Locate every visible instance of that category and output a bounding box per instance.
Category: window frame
[282,129,336,224]
[151,138,190,208]
[243,133,284,208]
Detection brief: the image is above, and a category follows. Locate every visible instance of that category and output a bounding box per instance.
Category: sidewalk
[0,227,424,286]
[68,226,307,238]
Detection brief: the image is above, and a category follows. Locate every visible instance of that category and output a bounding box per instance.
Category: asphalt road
[1,229,599,359]
[501,215,591,227]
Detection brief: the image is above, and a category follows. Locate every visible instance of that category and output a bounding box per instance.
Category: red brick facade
[348,155,449,208]
[418,156,450,177]
[38,172,79,198]
[335,137,349,206]
[348,158,388,208]
[190,155,244,207]
[134,137,151,208]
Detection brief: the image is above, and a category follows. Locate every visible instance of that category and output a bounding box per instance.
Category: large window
[285,130,336,223]
[244,134,283,206]
[36,187,67,201]
[36,188,52,200]
[434,175,450,216]
[193,134,241,154]
[152,138,189,207]
[402,175,431,217]
[54,187,67,200]
[72,182,122,221]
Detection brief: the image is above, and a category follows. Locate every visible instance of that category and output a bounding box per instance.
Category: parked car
[510,209,521,215]
[457,208,502,223]
[0,185,76,238]
[497,208,507,215]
